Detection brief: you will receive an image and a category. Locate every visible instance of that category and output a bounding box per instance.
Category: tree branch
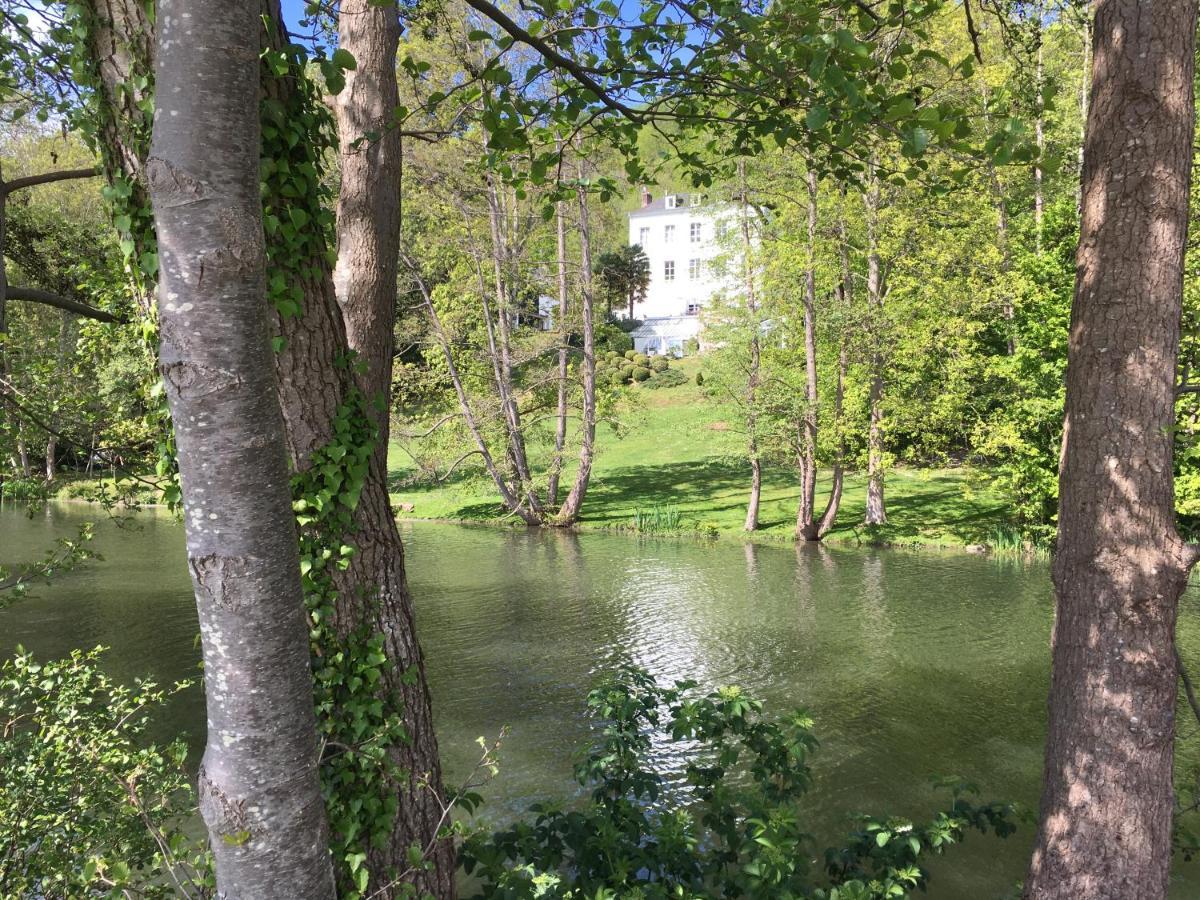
[460,0,642,121]
[7,286,128,324]
[1,167,101,195]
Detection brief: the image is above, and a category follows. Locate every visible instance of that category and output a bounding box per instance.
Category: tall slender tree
[1025,3,1199,897]
[148,0,335,894]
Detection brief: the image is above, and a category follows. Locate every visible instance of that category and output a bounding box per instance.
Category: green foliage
[631,504,683,533]
[0,523,97,605]
[644,368,687,390]
[0,647,211,898]
[460,667,1016,899]
[695,371,704,386]
[971,198,1076,543]
[260,43,339,323]
[650,356,670,373]
[624,350,638,361]
[594,324,634,357]
[595,244,650,317]
[258,33,415,895]
[293,377,406,899]
[631,365,651,383]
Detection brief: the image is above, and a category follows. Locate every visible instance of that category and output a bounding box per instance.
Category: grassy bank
[388,358,1010,548]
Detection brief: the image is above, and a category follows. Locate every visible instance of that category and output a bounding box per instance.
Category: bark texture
[333,0,402,447]
[555,179,598,524]
[862,168,886,526]
[261,8,454,894]
[739,162,762,532]
[148,2,334,894]
[84,3,455,893]
[1024,3,1198,898]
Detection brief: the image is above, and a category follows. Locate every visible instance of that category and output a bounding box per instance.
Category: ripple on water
[7,511,1200,896]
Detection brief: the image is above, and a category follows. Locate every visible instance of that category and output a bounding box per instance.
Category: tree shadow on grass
[583,458,755,518]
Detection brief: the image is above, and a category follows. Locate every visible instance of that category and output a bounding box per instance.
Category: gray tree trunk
[863,167,886,526]
[333,0,402,446]
[738,161,762,532]
[148,2,334,895]
[555,177,598,524]
[1024,2,1198,897]
[796,168,821,540]
[547,195,570,508]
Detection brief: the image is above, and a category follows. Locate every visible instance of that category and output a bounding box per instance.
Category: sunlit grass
[388,357,1011,548]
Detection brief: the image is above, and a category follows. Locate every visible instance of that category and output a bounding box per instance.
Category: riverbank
[388,359,1011,550]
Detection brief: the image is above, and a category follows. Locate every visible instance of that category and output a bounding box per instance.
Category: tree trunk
[555,178,597,524]
[332,0,402,448]
[738,160,762,532]
[148,2,335,894]
[325,6,454,892]
[1076,11,1090,214]
[1033,0,1046,254]
[484,175,542,517]
[548,195,570,508]
[1024,3,1198,897]
[797,168,820,540]
[815,207,854,540]
[863,167,887,526]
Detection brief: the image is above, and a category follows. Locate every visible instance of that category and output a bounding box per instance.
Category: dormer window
[665,194,680,209]
[690,194,702,207]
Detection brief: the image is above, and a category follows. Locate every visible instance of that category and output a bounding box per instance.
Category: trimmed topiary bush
[650,356,669,372]
[643,368,687,389]
[624,349,638,361]
[632,366,652,382]
[696,371,705,386]
[634,353,650,368]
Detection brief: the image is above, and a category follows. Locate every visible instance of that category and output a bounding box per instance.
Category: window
[690,194,702,207]
[688,258,702,280]
[664,260,675,281]
[638,227,650,246]
[686,302,702,315]
[665,194,680,209]
[690,222,702,243]
[664,224,676,242]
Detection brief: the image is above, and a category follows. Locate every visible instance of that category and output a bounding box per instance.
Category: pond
[4,502,1200,897]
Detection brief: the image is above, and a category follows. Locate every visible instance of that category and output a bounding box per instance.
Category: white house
[625,190,736,354]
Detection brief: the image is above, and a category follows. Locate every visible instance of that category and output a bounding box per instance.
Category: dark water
[4,502,1200,897]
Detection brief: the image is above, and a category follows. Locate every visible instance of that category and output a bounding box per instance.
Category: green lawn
[387,358,1009,548]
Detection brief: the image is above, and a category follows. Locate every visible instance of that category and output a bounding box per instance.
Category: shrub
[0,648,210,897]
[634,353,650,368]
[632,366,652,382]
[460,667,1017,900]
[644,368,687,389]
[650,356,670,372]
[596,323,634,355]
[624,349,638,361]
[695,371,705,386]
[631,504,683,532]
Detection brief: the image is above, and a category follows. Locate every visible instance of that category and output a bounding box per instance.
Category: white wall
[627,195,737,320]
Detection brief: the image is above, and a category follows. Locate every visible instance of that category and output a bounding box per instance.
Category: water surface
[4,503,1200,897]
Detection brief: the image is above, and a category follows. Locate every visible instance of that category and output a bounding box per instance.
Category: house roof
[628,193,704,218]
[630,316,702,339]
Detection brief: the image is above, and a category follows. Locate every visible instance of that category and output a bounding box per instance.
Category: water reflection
[4,506,1200,897]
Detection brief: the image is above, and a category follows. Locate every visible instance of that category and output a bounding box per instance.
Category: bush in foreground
[460,666,1017,899]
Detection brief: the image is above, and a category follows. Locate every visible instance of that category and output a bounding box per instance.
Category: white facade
[626,192,735,354]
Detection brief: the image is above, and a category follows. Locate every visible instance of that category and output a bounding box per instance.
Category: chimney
[640,187,653,208]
